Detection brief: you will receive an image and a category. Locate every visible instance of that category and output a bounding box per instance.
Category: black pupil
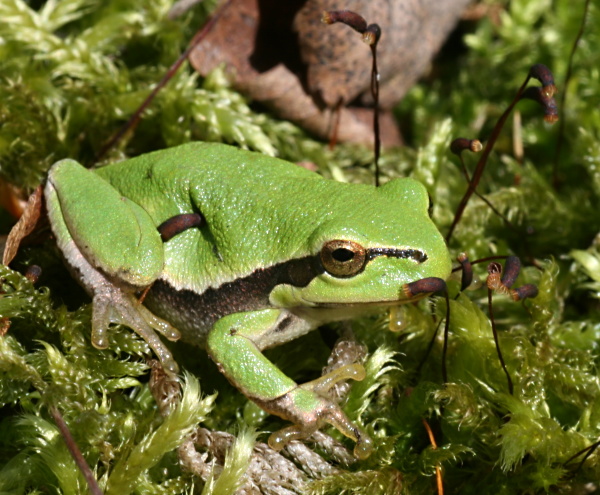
[332,248,354,262]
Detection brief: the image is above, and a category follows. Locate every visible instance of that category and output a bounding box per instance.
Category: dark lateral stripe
[147,255,325,335]
[147,247,430,342]
[367,247,427,263]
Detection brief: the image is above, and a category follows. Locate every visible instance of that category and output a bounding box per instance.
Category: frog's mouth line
[302,292,430,308]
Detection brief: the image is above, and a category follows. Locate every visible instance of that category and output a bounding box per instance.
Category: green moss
[1,0,600,493]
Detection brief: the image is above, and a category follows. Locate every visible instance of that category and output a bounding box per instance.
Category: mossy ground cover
[1,0,600,493]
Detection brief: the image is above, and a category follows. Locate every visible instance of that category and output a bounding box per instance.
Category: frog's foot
[263,363,373,460]
[91,285,181,373]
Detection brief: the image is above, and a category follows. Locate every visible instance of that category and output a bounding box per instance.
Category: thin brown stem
[328,98,343,150]
[487,287,513,395]
[441,291,450,383]
[95,0,233,162]
[446,74,531,242]
[416,318,443,378]
[422,418,444,495]
[554,0,590,188]
[370,40,381,186]
[49,407,103,495]
[563,439,600,472]
[450,139,518,231]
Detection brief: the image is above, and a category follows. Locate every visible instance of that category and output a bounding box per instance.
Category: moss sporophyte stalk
[1,0,600,493]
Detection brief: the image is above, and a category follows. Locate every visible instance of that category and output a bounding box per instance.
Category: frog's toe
[268,417,371,460]
[91,289,180,373]
[90,316,109,349]
[268,424,311,452]
[353,434,374,460]
[136,303,181,341]
[90,292,115,349]
[302,363,366,397]
[264,386,372,458]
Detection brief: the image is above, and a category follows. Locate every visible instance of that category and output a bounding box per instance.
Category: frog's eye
[320,240,367,278]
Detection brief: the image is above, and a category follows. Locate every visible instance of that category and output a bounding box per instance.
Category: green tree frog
[44,142,452,458]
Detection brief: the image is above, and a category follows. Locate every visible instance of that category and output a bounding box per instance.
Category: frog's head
[270,177,452,310]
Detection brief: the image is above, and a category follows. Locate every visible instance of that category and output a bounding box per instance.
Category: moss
[1,0,600,493]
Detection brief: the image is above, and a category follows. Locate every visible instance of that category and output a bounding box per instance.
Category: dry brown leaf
[2,185,43,266]
[190,0,471,145]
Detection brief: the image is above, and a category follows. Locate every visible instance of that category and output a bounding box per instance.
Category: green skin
[44,142,452,458]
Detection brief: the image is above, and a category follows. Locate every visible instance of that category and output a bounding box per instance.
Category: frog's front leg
[206,309,373,459]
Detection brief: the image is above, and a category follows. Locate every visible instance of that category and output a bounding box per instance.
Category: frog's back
[96,142,332,290]
[96,142,432,297]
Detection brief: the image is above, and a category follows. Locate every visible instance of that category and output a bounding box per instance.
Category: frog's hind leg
[92,284,181,373]
[45,160,181,372]
[58,229,181,373]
